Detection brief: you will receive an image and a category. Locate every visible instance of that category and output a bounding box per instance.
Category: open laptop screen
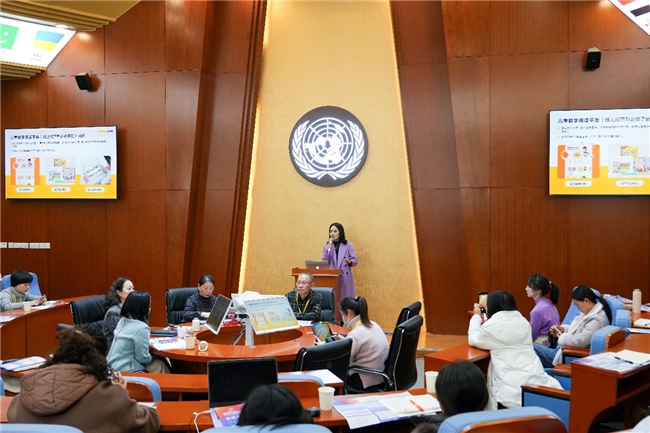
[205,294,231,335]
[207,358,278,407]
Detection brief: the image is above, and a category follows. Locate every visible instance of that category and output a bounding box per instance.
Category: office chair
[345,315,423,394]
[202,425,331,432]
[386,300,422,336]
[293,337,352,382]
[312,287,335,322]
[278,373,324,397]
[124,376,162,402]
[1,272,42,296]
[438,406,567,433]
[0,426,84,433]
[0,376,4,396]
[70,295,106,334]
[165,287,198,325]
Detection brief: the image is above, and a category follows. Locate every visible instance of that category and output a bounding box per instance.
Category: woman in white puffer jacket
[468,290,562,410]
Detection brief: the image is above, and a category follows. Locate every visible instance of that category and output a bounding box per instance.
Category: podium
[292,267,343,321]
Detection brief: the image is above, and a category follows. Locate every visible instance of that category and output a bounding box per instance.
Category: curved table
[0,298,80,360]
[151,323,343,373]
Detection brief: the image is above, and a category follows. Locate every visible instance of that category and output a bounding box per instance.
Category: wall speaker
[75,73,93,90]
[585,47,601,70]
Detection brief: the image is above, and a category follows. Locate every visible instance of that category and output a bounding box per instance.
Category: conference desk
[424,334,650,433]
[151,324,345,374]
[0,389,431,432]
[0,298,78,360]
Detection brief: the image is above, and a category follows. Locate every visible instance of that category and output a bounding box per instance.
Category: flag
[0,24,19,50]
[33,30,64,51]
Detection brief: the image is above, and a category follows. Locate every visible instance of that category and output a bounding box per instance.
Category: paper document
[0,356,46,371]
[633,318,650,328]
[614,349,650,365]
[150,337,185,350]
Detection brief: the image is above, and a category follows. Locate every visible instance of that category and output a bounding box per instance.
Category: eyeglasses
[296,281,313,286]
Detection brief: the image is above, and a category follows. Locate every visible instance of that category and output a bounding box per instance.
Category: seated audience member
[182,274,217,322]
[107,291,170,373]
[285,272,323,321]
[534,284,612,368]
[102,277,135,347]
[336,296,389,391]
[468,290,562,409]
[7,325,160,433]
[525,274,560,347]
[0,269,45,312]
[412,361,489,432]
[237,384,313,427]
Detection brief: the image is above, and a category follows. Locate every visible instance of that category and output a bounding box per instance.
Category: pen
[410,399,425,412]
[614,356,633,364]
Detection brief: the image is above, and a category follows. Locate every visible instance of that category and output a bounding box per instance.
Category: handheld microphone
[327,237,332,251]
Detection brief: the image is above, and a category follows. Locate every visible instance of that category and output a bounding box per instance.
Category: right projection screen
[549,108,650,195]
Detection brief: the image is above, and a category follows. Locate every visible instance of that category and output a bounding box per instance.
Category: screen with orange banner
[549,108,650,195]
[5,126,117,199]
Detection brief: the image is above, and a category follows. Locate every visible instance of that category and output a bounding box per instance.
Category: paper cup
[176,327,186,338]
[318,386,335,411]
[198,340,209,352]
[185,335,196,350]
[23,302,31,312]
[425,371,438,394]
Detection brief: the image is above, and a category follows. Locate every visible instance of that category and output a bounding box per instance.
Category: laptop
[207,358,278,407]
[205,294,232,335]
[305,260,329,269]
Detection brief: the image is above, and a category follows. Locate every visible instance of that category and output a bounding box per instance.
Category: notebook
[207,358,278,408]
[305,260,329,269]
[205,294,232,335]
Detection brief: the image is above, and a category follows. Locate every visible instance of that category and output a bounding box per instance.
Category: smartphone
[478,292,488,314]
[311,322,334,341]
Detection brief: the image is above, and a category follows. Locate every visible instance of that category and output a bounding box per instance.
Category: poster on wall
[549,108,650,195]
[4,126,118,199]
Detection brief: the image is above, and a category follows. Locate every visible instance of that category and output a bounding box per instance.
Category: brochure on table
[243,296,299,335]
[575,350,650,373]
[332,391,440,429]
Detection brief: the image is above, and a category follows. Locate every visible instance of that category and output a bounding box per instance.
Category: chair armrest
[551,364,572,378]
[348,365,392,386]
[561,346,590,358]
[521,383,571,400]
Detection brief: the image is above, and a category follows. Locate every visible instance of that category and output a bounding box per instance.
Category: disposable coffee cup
[23,302,31,312]
[177,327,186,339]
[198,340,209,352]
[185,335,196,350]
[318,386,335,411]
[425,371,438,394]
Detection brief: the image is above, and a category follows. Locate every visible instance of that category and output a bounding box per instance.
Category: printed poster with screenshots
[549,108,650,195]
[5,126,117,199]
[243,297,300,335]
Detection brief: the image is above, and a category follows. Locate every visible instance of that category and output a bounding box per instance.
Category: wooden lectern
[291,267,343,321]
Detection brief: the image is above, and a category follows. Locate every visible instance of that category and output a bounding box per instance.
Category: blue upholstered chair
[438,406,566,433]
[202,425,331,433]
[561,288,628,328]
[0,376,5,396]
[0,425,83,433]
[1,272,42,296]
[124,376,162,402]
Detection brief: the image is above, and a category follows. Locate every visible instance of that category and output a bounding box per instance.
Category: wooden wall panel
[166,190,190,288]
[391,1,448,65]
[47,29,105,77]
[399,63,459,189]
[165,0,208,71]
[489,188,570,316]
[106,190,167,326]
[441,1,491,58]
[210,1,257,73]
[415,188,471,335]
[166,70,201,190]
[490,53,568,188]
[461,188,491,297]
[567,198,650,295]
[0,78,47,129]
[105,1,165,73]
[47,76,105,127]
[105,72,166,191]
[47,201,107,299]
[448,56,490,188]
[491,1,569,55]
[568,49,650,109]
[569,1,650,51]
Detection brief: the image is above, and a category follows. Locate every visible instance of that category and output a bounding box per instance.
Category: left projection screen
[5,126,118,199]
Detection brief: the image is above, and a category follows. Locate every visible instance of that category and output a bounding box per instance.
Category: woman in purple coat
[322,222,358,299]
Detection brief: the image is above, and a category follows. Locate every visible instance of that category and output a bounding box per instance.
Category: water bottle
[632,289,642,313]
[192,317,200,332]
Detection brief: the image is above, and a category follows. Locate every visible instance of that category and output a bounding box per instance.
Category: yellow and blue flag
[33,30,64,51]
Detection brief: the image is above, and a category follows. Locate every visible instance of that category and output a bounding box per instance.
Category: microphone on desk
[327,238,332,251]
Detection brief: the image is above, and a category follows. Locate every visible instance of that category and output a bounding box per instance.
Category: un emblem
[289,106,368,187]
